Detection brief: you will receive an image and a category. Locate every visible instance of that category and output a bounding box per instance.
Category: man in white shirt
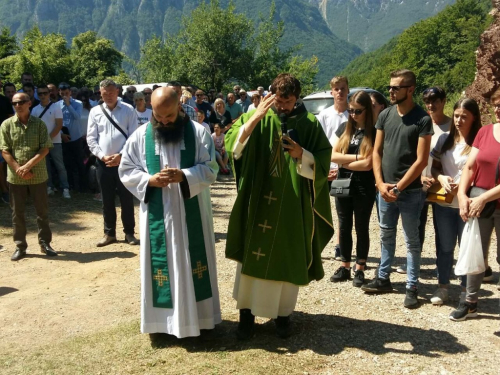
[87,79,139,247]
[316,76,350,260]
[31,85,70,198]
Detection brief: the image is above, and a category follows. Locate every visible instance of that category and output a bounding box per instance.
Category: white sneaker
[63,189,71,199]
[430,287,449,305]
[396,264,407,274]
[47,187,55,196]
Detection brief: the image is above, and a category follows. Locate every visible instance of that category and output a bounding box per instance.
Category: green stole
[145,121,212,308]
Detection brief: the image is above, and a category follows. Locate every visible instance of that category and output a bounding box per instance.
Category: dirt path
[1,177,499,374]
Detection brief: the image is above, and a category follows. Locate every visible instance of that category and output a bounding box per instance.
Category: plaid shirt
[0,115,53,185]
[182,104,197,121]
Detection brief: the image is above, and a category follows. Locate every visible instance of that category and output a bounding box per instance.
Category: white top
[87,101,138,159]
[316,105,348,170]
[423,120,451,178]
[136,108,152,127]
[31,102,63,143]
[247,103,256,112]
[430,133,468,208]
[199,121,211,133]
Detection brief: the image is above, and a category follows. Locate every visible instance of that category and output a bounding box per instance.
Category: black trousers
[62,137,86,192]
[96,159,135,237]
[10,182,52,250]
[335,185,375,264]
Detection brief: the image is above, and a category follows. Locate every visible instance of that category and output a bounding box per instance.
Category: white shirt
[87,101,138,159]
[316,105,348,169]
[31,102,63,143]
[136,108,152,127]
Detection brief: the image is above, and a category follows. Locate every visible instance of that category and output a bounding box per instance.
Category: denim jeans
[46,143,69,189]
[433,204,466,286]
[378,188,426,289]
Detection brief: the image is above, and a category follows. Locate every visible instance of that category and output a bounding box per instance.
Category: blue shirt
[59,98,83,142]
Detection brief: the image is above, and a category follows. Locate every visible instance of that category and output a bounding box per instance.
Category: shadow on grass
[22,250,137,263]
[151,312,469,357]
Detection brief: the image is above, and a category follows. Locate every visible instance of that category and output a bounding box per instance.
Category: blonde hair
[214,98,225,109]
[330,76,349,89]
[182,90,192,98]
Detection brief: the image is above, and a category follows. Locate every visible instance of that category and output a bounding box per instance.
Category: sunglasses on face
[37,91,49,96]
[127,90,136,94]
[347,108,365,115]
[386,85,411,92]
[13,100,29,106]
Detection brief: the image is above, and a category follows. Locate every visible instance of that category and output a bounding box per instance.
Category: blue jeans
[47,143,69,189]
[433,204,466,286]
[378,189,426,289]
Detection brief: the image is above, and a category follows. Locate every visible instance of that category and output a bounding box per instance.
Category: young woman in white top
[429,98,482,305]
[133,92,152,126]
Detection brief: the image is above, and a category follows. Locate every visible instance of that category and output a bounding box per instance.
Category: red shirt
[472,124,500,206]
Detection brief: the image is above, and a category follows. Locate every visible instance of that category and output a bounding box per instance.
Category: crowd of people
[0,68,499,343]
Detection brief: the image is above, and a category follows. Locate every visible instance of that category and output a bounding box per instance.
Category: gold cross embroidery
[153,269,168,287]
[264,191,277,205]
[252,248,266,260]
[258,220,272,233]
[192,261,208,279]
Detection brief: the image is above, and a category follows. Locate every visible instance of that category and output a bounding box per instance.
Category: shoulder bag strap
[38,102,53,119]
[99,104,128,140]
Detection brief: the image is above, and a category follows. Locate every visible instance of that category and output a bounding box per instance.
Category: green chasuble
[225,104,334,285]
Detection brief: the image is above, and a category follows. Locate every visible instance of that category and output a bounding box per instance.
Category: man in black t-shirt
[361,69,433,309]
[194,89,214,121]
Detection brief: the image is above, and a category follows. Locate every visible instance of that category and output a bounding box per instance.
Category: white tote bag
[455,218,486,276]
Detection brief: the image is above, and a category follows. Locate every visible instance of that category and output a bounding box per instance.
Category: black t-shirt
[195,101,214,120]
[209,110,232,128]
[375,105,433,190]
[335,122,375,192]
[0,94,14,124]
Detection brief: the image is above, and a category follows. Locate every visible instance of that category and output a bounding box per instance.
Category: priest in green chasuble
[225,74,334,339]
[118,87,221,342]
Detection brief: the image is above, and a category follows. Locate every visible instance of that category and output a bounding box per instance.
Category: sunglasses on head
[347,108,365,115]
[386,85,411,92]
[12,100,29,106]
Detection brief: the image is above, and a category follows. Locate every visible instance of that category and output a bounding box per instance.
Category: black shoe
[352,269,365,287]
[11,248,26,261]
[361,277,392,293]
[334,244,341,260]
[275,315,292,339]
[449,301,478,321]
[330,266,351,282]
[40,242,58,257]
[483,266,493,282]
[236,309,255,340]
[125,234,140,245]
[404,288,419,309]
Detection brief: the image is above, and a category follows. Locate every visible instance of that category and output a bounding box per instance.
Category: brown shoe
[96,235,117,247]
[125,234,140,245]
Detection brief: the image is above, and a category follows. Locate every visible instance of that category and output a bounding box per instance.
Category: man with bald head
[119,87,220,343]
[87,79,139,247]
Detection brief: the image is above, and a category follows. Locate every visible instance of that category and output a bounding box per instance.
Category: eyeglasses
[37,91,49,96]
[143,92,152,95]
[386,85,411,92]
[347,108,366,115]
[12,100,29,106]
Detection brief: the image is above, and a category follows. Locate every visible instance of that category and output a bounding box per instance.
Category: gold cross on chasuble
[153,269,168,287]
[192,261,208,279]
[264,191,277,205]
[258,220,272,233]
[252,248,266,260]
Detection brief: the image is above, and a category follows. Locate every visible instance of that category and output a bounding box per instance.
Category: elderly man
[225,73,334,339]
[87,79,139,247]
[236,89,251,113]
[0,93,56,261]
[118,87,220,342]
[225,93,243,124]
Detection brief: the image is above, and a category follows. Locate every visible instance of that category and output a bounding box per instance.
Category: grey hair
[133,91,145,100]
[99,79,117,89]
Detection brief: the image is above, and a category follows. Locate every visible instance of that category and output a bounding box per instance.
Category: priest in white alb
[118,87,221,342]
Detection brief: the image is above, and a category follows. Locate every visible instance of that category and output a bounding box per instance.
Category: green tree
[0,27,17,60]
[138,36,177,83]
[70,31,125,87]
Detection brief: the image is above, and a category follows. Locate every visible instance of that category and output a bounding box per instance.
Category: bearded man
[118,87,221,342]
[225,73,334,339]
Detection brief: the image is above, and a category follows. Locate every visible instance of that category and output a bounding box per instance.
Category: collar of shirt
[102,101,125,112]
[13,114,31,129]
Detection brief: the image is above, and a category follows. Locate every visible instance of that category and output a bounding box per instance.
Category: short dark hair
[3,82,15,93]
[167,81,181,88]
[390,69,416,87]
[21,72,32,78]
[59,82,71,90]
[22,82,35,90]
[37,84,48,91]
[422,86,446,102]
[271,73,301,98]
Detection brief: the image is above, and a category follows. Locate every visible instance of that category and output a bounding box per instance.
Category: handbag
[455,218,485,276]
[426,183,454,204]
[330,173,353,197]
[467,157,500,219]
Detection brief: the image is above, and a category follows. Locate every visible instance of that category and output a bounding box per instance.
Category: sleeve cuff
[232,124,250,160]
[296,148,314,180]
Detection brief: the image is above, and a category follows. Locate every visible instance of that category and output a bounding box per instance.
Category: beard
[152,114,185,144]
[390,93,408,105]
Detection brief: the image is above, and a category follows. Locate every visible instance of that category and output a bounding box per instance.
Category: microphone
[279,113,288,149]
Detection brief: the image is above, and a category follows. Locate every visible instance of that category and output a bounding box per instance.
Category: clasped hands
[149,167,184,188]
[15,164,33,180]
[102,154,121,167]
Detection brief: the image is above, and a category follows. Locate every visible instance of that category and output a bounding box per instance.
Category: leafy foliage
[340,0,492,97]
[0,27,17,59]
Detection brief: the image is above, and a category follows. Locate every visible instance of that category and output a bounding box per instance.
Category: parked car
[302,87,389,115]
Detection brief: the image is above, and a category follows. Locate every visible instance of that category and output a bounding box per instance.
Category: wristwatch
[392,186,401,196]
